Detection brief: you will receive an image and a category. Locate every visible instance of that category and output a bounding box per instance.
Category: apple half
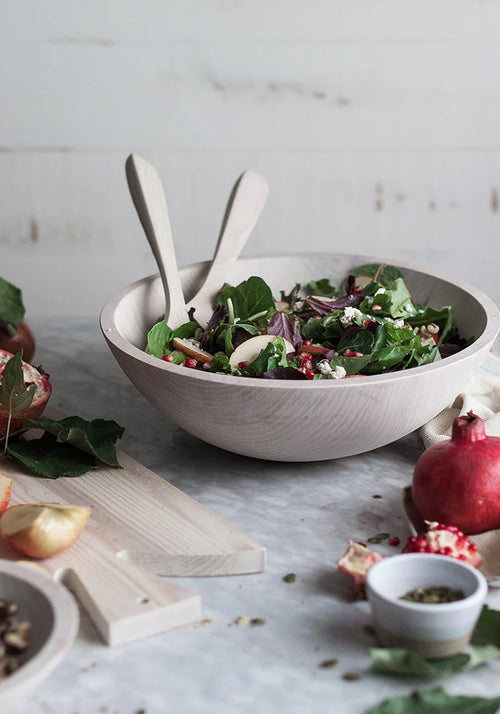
[229,334,295,368]
[0,503,92,559]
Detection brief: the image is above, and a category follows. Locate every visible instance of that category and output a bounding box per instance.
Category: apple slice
[0,503,92,559]
[0,474,12,515]
[229,334,295,368]
[172,338,213,364]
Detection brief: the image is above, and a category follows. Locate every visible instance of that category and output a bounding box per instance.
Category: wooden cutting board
[0,449,266,646]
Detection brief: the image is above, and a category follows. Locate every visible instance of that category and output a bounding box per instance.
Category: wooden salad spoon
[125,153,189,329]
[125,154,269,329]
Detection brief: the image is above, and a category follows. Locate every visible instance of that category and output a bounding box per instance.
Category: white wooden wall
[1,1,500,316]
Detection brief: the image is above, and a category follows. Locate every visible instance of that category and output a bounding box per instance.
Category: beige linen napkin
[419,350,500,449]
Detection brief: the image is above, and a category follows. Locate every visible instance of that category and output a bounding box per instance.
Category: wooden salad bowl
[100,253,500,461]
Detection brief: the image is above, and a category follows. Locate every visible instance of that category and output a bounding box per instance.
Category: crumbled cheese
[404,302,414,313]
[392,319,405,329]
[184,337,202,348]
[317,360,347,379]
[340,306,363,327]
[374,287,386,296]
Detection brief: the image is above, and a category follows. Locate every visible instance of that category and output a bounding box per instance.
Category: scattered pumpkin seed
[319,658,339,669]
[250,618,266,626]
[400,585,465,604]
[282,573,297,583]
[367,532,391,544]
[342,672,362,681]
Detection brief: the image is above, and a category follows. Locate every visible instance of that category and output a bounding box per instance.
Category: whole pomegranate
[0,321,35,363]
[412,412,500,535]
[0,349,51,438]
[402,522,482,568]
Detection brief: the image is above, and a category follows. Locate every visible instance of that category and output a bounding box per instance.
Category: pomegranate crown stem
[451,410,486,443]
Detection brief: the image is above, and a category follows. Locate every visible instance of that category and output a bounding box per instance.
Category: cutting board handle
[54,550,201,647]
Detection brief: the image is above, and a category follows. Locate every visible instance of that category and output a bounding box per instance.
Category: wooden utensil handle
[125,154,189,329]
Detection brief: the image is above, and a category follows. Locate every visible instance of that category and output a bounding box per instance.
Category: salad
[146,263,470,381]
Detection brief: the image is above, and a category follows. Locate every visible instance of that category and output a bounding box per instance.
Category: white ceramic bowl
[0,561,79,712]
[100,253,500,461]
[366,553,488,659]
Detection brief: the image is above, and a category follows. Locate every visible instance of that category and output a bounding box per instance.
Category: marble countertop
[8,317,500,714]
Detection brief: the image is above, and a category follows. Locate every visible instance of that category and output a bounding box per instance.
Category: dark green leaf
[216,276,275,321]
[371,645,500,677]
[24,415,124,467]
[307,278,337,297]
[343,264,403,290]
[0,352,35,415]
[172,321,199,340]
[147,320,172,358]
[370,686,500,714]
[7,432,97,478]
[337,329,374,355]
[472,606,500,647]
[0,276,25,329]
[329,354,374,376]
[364,344,413,373]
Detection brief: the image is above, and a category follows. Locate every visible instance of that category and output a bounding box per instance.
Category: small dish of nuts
[0,560,79,712]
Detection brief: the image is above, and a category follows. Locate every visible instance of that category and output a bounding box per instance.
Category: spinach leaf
[364,343,413,373]
[216,276,275,321]
[147,320,172,358]
[342,263,403,291]
[307,278,337,297]
[173,321,200,340]
[370,687,500,714]
[329,354,374,376]
[337,329,374,355]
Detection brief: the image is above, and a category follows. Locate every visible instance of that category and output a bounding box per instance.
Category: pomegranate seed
[353,285,362,294]
[345,349,354,358]
[238,361,249,369]
[202,362,211,370]
[388,536,400,547]
[183,358,197,368]
[302,360,313,371]
[364,319,372,327]
[300,353,312,362]
[305,370,315,380]
[161,354,174,362]
[468,543,478,552]
[372,494,382,499]
[303,340,311,346]
[357,542,367,547]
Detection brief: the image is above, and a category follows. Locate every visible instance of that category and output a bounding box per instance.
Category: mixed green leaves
[145,263,468,381]
[370,687,500,714]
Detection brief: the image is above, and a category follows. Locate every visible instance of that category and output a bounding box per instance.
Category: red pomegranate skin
[412,413,500,535]
[0,322,35,363]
